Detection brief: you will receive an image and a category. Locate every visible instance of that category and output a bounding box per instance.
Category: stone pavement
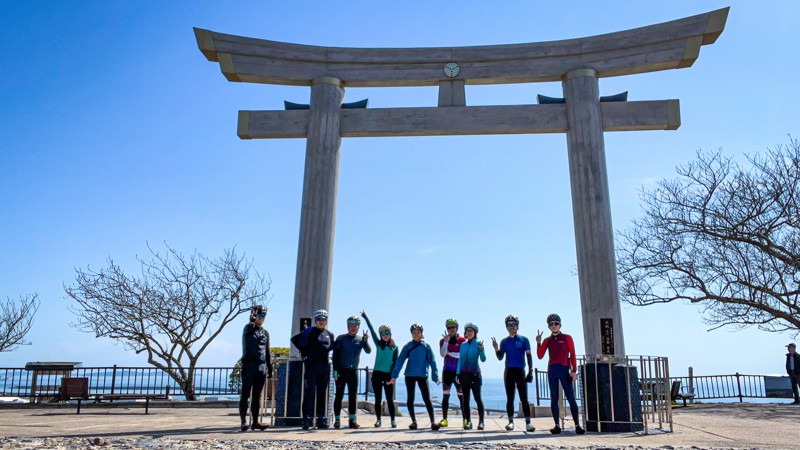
[0,402,797,449]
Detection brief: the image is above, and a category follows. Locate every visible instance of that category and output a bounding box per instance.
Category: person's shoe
[333,419,341,429]
[409,421,417,430]
[464,421,473,430]
[391,420,397,428]
[525,423,535,432]
[374,419,382,428]
[240,422,248,432]
[348,421,360,429]
[431,422,441,431]
[477,422,485,430]
[550,425,561,434]
[301,420,310,431]
[576,425,586,435]
[317,419,329,430]
[251,422,268,431]
[439,418,448,427]
[505,422,514,431]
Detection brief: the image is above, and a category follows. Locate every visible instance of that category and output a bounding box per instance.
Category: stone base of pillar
[581,361,643,432]
[273,359,305,427]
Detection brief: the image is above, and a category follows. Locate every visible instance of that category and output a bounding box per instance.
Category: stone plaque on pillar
[300,317,311,331]
[600,318,615,356]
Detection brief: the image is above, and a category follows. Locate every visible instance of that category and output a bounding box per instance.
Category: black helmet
[504,314,519,325]
[546,313,561,324]
[347,315,361,326]
[410,323,424,333]
[314,309,329,321]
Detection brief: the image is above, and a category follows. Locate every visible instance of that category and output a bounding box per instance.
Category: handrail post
[364,366,370,401]
[110,365,117,396]
[735,372,743,402]
[534,368,540,406]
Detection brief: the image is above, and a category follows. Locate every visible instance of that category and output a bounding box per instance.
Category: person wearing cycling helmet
[361,310,399,428]
[536,313,584,435]
[291,308,335,430]
[239,305,272,432]
[438,317,466,427]
[491,314,535,432]
[389,323,442,431]
[456,322,486,430]
[332,315,372,429]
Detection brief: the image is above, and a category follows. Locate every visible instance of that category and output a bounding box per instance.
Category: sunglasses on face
[549,321,560,326]
[446,326,457,330]
[380,331,391,337]
[255,314,266,319]
[506,323,517,328]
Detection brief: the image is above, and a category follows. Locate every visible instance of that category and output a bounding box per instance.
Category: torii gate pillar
[563,69,625,357]
[290,76,344,356]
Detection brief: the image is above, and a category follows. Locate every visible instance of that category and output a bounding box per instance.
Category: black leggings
[333,368,358,417]
[371,370,395,420]
[405,376,435,423]
[239,364,267,424]
[504,367,530,419]
[460,372,484,422]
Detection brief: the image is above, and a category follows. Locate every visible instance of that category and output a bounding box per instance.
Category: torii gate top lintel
[194,7,728,87]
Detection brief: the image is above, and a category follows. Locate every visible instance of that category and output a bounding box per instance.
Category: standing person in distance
[456,322,486,430]
[389,323,442,431]
[291,309,335,430]
[239,305,272,431]
[536,313,585,435]
[438,318,466,428]
[491,314,535,432]
[361,310,399,428]
[786,343,800,404]
[332,315,372,429]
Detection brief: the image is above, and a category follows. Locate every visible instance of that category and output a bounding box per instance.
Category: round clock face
[443,62,460,78]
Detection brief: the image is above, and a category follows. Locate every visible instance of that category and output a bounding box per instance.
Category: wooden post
[562,69,626,358]
[290,76,344,356]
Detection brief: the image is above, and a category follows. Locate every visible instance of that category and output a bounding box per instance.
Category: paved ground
[0,402,797,449]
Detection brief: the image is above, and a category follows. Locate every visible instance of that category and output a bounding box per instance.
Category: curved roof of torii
[194,7,728,87]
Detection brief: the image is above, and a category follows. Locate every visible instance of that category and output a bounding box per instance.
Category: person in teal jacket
[361,310,399,428]
[389,324,441,431]
[456,322,486,430]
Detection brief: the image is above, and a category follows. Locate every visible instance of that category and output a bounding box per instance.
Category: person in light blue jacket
[389,323,441,430]
[456,322,486,430]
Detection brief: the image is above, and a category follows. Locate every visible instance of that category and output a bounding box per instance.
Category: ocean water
[386,377,527,414]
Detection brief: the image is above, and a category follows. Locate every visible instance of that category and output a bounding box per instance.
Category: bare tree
[65,245,270,400]
[617,138,800,335]
[0,293,40,352]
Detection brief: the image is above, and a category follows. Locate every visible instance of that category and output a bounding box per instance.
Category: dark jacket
[291,326,334,365]
[786,352,800,376]
[241,323,272,376]
[333,333,371,371]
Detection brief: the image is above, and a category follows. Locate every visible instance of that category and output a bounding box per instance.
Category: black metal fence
[533,369,773,404]
[0,364,781,404]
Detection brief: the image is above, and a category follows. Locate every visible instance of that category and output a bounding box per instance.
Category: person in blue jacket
[456,322,486,430]
[332,315,371,429]
[491,314,535,432]
[291,308,335,430]
[389,323,441,430]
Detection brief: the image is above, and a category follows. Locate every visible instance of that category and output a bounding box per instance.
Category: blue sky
[1,1,798,379]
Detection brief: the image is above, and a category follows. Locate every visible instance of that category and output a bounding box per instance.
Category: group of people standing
[239,306,584,435]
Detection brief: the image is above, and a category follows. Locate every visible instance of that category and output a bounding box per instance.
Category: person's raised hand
[491,337,498,350]
[536,330,543,344]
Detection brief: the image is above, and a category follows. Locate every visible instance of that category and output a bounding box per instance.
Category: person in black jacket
[786,343,800,404]
[291,308,335,429]
[239,305,272,431]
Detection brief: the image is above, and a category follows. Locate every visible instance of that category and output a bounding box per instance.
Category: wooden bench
[94,386,170,414]
[670,380,695,407]
[58,377,90,413]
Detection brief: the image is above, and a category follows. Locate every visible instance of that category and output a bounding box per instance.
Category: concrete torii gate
[195,8,727,360]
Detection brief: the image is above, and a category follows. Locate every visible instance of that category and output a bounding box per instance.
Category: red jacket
[537,332,577,372]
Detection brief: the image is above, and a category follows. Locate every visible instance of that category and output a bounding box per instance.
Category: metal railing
[0,366,239,400]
